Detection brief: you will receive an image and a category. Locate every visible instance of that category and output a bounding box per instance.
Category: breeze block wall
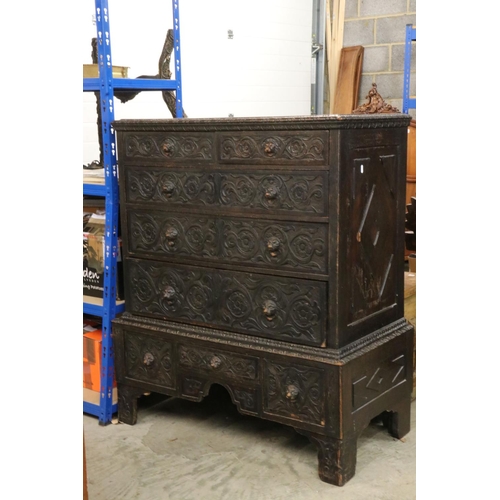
[343,0,416,117]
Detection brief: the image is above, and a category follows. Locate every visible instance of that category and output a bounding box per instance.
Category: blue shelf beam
[83,183,106,196]
[83,300,125,317]
[402,24,416,114]
[84,77,179,92]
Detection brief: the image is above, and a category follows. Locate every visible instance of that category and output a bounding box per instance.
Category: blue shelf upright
[402,24,416,114]
[83,0,184,425]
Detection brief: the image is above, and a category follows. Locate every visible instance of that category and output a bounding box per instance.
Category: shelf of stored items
[83,0,184,425]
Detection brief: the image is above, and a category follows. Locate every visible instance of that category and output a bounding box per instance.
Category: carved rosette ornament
[352,83,401,114]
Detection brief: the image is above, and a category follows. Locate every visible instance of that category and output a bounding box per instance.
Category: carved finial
[352,83,401,114]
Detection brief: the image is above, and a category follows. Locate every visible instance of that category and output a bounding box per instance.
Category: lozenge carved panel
[348,151,399,323]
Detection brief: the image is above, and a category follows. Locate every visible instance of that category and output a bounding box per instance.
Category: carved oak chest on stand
[112,113,414,486]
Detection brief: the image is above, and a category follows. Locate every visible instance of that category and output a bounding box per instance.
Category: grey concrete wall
[342,0,416,117]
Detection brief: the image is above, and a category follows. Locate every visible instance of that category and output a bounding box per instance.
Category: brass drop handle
[266,236,281,257]
[262,300,277,321]
[264,185,279,200]
[143,352,154,366]
[163,286,176,302]
[210,356,222,369]
[165,227,179,246]
[285,384,299,401]
[162,181,175,196]
[263,140,278,156]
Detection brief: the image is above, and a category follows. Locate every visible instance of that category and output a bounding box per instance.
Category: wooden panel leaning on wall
[406,120,416,205]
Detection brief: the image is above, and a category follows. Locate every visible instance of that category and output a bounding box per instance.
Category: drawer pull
[285,384,300,401]
[143,352,155,366]
[264,185,279,200]
[266,236,281,257]
[262,300,277,321]
[163,286,176,302]
[161,181,176,196]
[165,227,179,246]
[263,140,278,156]
[161,142,174,156]
[210,356,222,369]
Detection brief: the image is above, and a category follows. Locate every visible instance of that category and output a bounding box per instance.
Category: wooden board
[332,46,364,114]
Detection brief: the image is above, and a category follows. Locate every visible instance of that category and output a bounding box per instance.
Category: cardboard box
[83,211,124,300]
[83,322,117,392]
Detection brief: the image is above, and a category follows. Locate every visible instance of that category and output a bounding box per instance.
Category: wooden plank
[329,0,346,113]
[332,45,364,114]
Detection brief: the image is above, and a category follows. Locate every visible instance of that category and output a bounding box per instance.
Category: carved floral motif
[128,261,326,346]
[264,361,325,425]
[124,133,214,159]
[219,132,327,163]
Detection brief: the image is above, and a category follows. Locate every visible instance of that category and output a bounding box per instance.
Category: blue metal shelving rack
[402,24,416,114]
[83,0,183,425]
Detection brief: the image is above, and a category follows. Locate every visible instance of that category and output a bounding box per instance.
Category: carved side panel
[351,353,406,412]
[218,131,328,165]
[263,361,325,426]
[178,344,258,380]
[123,133,214,160]
[127,260,326,346]
[123,331,175,389]
[348,151,399,323]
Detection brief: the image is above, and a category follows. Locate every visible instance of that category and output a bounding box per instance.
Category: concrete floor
[84,387,416,500]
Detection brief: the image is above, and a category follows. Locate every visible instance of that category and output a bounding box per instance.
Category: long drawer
[125,258,327,347]
[126,210,328,274]
[123,168,328,217]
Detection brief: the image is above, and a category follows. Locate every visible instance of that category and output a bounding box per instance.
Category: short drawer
[217,130,329,166]
[120,131,215,163]
[263,360,326,426]
[123,168,328,216]
[178,344,259,381]
[126,259,327,347]
[127,210,328,274]
[122,329,175,390]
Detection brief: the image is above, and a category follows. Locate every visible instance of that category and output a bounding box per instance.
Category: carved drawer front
[263,360,326,426]
[126,259,327,347]
[217,130,329,166]
[128,210,328,274]
[123,168,328,216]
[178,344,258,382]
[121,131,215,163]
[122,330,175,389]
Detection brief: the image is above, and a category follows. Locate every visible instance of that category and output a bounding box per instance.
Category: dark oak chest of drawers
[112,114,414,486]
